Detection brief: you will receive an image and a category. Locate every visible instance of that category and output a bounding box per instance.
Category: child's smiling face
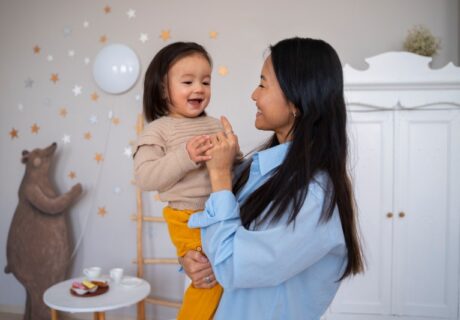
[166,53,212,118]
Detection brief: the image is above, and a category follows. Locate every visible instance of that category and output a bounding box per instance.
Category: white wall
[0,0,458,319]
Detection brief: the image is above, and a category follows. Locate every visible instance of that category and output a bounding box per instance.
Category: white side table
[43,276,150,320]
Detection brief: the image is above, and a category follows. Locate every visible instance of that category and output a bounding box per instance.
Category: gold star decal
[31,123,40,134]
[153,193,161,201]
[59,107,68,117]
[9,128,19,139]
[112,117,120,125]
[91,92,99,101]
[84,132,92,140]
[103,5,111,14]
[98,206,107,217]
[209,31,218,39]
[218,66,229,76]
[50,73,59,84]
[99,35,108,43]
[33,45,41,54]
[160,30,171,41]
[68,171,76,179]
[94,153,104,163]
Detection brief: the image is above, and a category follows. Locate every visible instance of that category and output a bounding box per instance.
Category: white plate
[120,276,142,288]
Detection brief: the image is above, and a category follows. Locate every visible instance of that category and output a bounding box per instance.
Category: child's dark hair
[143,42,212,122]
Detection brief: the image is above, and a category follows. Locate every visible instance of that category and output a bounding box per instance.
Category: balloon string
[70,115,113,260]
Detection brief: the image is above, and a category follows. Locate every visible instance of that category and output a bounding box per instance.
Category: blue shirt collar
[253,142,291,175]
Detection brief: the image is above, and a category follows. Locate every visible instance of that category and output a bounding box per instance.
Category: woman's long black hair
[233,37,364,279]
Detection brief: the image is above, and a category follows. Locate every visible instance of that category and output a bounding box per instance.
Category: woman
[181,37,364,320]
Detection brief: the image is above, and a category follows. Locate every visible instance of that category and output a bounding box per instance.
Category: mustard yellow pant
[163,206,223,320]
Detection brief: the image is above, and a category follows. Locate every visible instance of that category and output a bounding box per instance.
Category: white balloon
[92,44,140,94]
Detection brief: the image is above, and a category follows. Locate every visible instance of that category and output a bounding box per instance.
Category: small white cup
[83,266,101,280]
[110,268,124,284]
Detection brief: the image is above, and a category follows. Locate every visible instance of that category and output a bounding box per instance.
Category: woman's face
[251,56,296,142]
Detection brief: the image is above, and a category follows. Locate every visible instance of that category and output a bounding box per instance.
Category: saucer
[120,276,142,288]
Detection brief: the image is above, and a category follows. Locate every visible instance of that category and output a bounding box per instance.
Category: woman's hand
[206,116,239,191]
[186,135,213,163]
[180,250,218,289]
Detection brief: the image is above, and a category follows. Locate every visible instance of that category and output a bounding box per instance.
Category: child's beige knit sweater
[133,115,223,210]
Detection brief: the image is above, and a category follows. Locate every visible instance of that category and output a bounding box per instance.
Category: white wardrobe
[325,52,460,320]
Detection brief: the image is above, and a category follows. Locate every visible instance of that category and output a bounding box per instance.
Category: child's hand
[186,135,213,163]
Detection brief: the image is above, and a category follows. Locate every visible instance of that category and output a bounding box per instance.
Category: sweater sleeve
[133,123,200,192]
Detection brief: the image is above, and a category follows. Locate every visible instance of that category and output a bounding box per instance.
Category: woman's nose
[251,88,258,101]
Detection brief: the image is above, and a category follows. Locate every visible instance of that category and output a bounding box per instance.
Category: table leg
[51,309,58,320]
[137,300,145,320]
[94,312,105,320]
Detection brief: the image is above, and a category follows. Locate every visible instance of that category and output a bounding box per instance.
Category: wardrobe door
[393,109,460,318]
[329,110,394,316]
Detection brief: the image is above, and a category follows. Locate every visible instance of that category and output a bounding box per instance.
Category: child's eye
[202,81,210,86]
[258,84,265,88]
[182,81,192,85]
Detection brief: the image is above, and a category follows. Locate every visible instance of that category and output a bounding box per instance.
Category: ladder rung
[131,214,166,222]
[145,297,182,308]
[133,258,179,264]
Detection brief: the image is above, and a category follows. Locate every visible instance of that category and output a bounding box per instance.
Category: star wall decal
[68,171,76,179]
[160,30,171,41]
[99,35,108,43]
[94,153,104,163]
[50,73,59,84]
[113,187,122,195]
[33,45,41,54]
[139,33,148,43]
[112,117,120,125]
[25,78,34,88]
[91,92,99,101]
[153,193,161,201]
[124,147,132,157]
[89,115,98,124]
[68,50,75,57]
[127,9,136,18]
[83,21,90,28]
[18,103,24,111]
[84,132,92,140]
[47,55,54,62]
[103,5,111,14]
[63,26,72,37]
[84,57,91,65]
[218,66,229,76]
[72,85,82,96]
[31,123,40,134]
[209,31,218,39]
[98,206,107,217]
[9,128,19,139]
[62,135,71,144]
[59,107,68,117]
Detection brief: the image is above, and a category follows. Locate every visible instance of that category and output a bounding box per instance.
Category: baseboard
[0,304,23,315]
[0,305,137,320]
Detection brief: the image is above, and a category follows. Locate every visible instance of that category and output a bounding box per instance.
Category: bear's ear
[21,150,29,164]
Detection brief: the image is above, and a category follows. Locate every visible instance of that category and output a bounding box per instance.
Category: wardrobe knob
[386,212,393,218]
[399,212,405,218]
